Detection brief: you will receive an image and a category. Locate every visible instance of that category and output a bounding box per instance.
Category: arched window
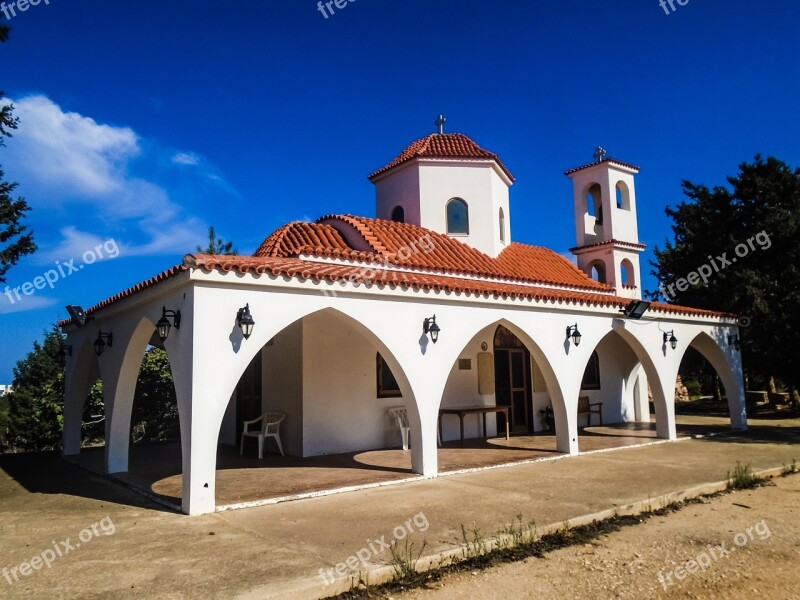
[586,183,603,224]
[616,182,631,211]
[446,198,469,235]
[391,206,405,223]
[499,207,506,242]
[590,261,606,283]
[620,259,635,287]
[581,351,601,390]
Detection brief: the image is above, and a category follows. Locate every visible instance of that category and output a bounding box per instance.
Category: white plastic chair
[388,407,410,451]
[240,411,286,458]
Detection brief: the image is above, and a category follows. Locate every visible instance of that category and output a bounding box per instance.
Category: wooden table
[438,406,510,447]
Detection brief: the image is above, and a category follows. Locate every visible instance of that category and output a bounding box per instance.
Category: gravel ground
[395,474,800,600]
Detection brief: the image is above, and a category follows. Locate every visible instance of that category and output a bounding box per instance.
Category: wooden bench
[578,396,603,426]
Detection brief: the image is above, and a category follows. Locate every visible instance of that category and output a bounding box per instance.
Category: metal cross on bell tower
[435,114,446,134]
[593,146,608,162]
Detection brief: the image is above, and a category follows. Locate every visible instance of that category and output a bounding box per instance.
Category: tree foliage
[3,327,68,451]
[197,225,237,255]
[131,348,179,443]
[2,330,180,452]
[0,24,36,283]
[649,155,800,391]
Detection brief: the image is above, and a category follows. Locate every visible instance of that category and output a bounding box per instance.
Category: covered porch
[66,418,730,511]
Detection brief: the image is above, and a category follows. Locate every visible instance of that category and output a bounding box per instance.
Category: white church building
[60,123,746,515]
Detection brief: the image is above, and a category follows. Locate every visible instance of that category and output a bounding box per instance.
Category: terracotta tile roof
[59,253,734,327]
[369,133,515,182]
[57,264,187,327]
[564,157,641,176]
[184,253,733,319]
[253,221,369,260]
[256,215,612,293]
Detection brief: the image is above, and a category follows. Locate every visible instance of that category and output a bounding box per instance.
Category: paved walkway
[0,415,798,599]
[67,420,729,509]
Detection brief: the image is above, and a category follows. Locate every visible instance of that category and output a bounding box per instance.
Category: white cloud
[172,151,200,166]
[0,294,58,315]
[1,94,211,257]
[5,95,140,200]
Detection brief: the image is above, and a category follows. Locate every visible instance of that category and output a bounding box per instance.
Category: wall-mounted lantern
[156,306,181,342]
[423,315,440,344]
[237,304,255,340]
[93,331,113,356]
[565,324,582,347]
[663,331,678,351]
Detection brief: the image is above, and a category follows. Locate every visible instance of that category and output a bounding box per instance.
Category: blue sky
[0,0,798,381]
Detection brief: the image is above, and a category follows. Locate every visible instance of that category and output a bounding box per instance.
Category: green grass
[726,461,761,490]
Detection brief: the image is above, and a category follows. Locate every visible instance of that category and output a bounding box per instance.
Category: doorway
[493,326,533,433]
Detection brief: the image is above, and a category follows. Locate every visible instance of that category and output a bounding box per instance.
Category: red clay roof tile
[564,157,641,176]
[256,215,612,293]
[369,133,515,182]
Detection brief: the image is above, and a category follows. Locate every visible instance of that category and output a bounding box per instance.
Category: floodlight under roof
[65,305,94,327]
[620,300,651,320]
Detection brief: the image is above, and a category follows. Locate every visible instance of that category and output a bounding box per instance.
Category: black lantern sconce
[663,331,678,351]
[423,315,440,344]
[237,304,255,340]
[93,331,113,356]
[565,324,582,347]
[728,334,741,351]
[156,306,181,342]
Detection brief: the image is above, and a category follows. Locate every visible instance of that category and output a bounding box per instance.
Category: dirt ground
[397,474,800,600]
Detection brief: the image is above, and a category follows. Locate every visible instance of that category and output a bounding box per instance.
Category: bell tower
[566,148,645,299]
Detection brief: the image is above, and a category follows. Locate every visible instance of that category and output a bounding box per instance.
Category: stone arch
[62,333,103,456]
[102,315,170,473]
[589,260,607,284]
[680,331,746,429]
[616,180,631,210]
[620,258,635,287]
[210,305,418,474]
[436,317,570,453]
[584,326,674,440]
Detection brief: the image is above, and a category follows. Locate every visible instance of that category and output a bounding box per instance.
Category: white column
[62,339,95,457]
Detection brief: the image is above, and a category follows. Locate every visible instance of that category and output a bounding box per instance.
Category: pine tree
[197,225,237,255]
[4,327,67,451]
[0,23,36,283]
[649,155,800,398]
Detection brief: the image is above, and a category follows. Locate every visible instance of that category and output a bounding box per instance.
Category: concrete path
[0,416,798,599]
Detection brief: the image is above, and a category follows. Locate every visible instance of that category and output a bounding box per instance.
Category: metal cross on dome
[435,115,446,134]
[594,146,608,161]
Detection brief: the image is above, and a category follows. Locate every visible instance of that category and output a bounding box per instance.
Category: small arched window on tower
[620,259,635,287]
[499,207,506,243]
[391,205,405,223]
[586,183,603,225]
[590,261,607,283]
[446,198,469,235]
[616,181,631,211]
